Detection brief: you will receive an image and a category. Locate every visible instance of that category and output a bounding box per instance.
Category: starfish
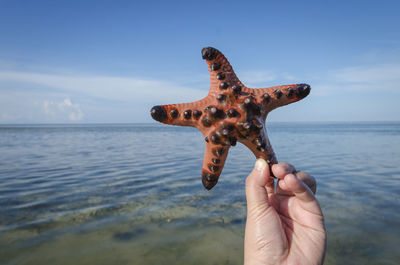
[150,47,310,190]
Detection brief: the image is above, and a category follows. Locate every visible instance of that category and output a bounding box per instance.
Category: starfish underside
[150,47,310,190]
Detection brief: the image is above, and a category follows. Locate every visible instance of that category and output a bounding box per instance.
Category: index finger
[279,173,316,203]
[271,162,296,179]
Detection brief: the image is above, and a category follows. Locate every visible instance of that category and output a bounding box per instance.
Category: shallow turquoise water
[0,123,399,264]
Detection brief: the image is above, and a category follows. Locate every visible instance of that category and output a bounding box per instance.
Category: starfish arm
[201,47,243,97]
[150,97,211,127]
[201,142,230,190]
[244,84,311,114]
[240,134,277,162]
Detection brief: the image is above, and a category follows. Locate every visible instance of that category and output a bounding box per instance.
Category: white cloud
[43,98,83,121]
[1,113,17,122]
[0,63,399,123]
[0,71,206,103]
[0,70,208,123]
[331,64,400,85]
[311,63,400,96]
[239,70,277,87]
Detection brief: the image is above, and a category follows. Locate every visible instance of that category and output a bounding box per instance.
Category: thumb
[245,159,272,210]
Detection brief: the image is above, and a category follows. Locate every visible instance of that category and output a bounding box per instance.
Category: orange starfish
[150,47,310,190]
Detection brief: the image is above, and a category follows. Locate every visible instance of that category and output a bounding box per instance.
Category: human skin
[244,159,326,265]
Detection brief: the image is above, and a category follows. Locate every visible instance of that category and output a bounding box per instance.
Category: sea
[0,122,399,265]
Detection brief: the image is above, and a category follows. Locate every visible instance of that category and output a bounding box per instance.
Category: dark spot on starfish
[236,122,251,138]
[274,89,283,99]
[202,179,217,190]
[210,107,218,114]
[253,120,263,129]
[210,106,218,113]
[193,110,202,119]
[286,87,295,97]
[221,139,230,146]
[202,171,218,190]
[238,133,246,139]
[210,133,220,144]
[221,123,235,133]
[262,93,271,103]
[150,105,167,122]
[184,110,192,119]
[212,158,220,164]
[216,73,225,80]
[202,171,218,181]
[296,84,311,98]
[257,146,266,152]
[205,136,209,142]
[254,137,262,147]
[208,164,219,172]
[268,154,276,165]
[226,123,236,129]
[243,97,252,105]
[252,127,261,134]
[242,121,252,130]
[217,94,226,102]
[169,109,178,119]
[221,127,230,136]
[213,147,225,157]
[227,108,240,118]
[256,142,267,151]
[219,82,229,90]
[242,98,261,116]
[201,116,212,127]
[253,105,261,116]
[201,47,218,60]
[210,62,221,71]
[231,85,242,94]
[209,107,225,119]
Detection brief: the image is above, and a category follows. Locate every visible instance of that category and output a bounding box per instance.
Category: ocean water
[0,122,399,265]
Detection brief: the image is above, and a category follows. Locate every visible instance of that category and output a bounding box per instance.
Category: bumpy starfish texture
[150,47,310,190]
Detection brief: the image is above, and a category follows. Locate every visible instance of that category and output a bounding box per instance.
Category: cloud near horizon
[0,62,399,123]
[43,98,83,121]
[0,70,208,123]
[310,63,400,96]
[0,71,207,103]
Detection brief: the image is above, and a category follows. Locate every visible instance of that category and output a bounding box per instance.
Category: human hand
[244,159,326,265]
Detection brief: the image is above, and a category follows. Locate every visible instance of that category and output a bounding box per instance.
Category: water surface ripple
[0,123,399,265]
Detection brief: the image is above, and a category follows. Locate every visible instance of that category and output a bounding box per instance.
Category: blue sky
[0,0,399,123]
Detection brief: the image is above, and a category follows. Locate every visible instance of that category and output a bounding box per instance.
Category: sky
[0,0,399,123]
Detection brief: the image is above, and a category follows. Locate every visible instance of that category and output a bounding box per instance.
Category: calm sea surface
[0,122,399,265]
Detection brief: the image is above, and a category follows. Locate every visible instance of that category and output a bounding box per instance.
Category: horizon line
[0,120,399,126]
